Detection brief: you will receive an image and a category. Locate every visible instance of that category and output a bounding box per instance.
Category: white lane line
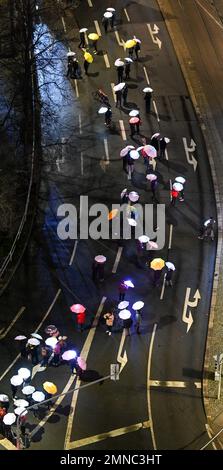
[69,240,78,266]
[168,224,173,250]
[169,178,172,201]
[64,296,107,449]
[74,79,79,98]
[87,0,93,6]
[153,100,160,122]
[94,20,101,37]
[104,138,109,161]
[165,149,169,160]
[61,16,67,33]
[0,437,17,450]
[112,247,123,273]
[143,66,151,85]
[79,114,82,134]
[81,152,84,175]
[195,0,223,30]
[147,323,157,450]
[149,380,202,388]
[160,273,167,300]
[103,53,110,68]
[119,120,127,141]
[115,31,124,47]
[0,307,26,339]
[111,82,116,102]
[0,354,20,382]
[124,8,130,22]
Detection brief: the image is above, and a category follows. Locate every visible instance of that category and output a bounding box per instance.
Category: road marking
[69,240,78,266]
[94,20,101,37]
[0,307,26,339]
[87,0,93,6]
[149,380,202,388]
[111,82,116,102]
[165,149,169,160]
[160,273,167,300]
[147,323,157,450]
[104,138,109,161]
[68,420,150,449]
[74,79,79,98]
[168,224,173,249]
[61,16,67,33]
[103,53,110,68]
[117,330,128,373]
[182,137,197,171]
[112,247,123,273]
[124,8,130,22]
[114,31,124,47]
[64,296,107,449]
[143,66,151,85]
[79,114,82,134]
[196,0,223,30]
[0,354,20,382]
[153,100,160,122]
[205,424,217,450]
[147,23,162,49]
[0,437,17,450]
[81,152,84,175]
[182,288,201,333]
[119,120,127,140]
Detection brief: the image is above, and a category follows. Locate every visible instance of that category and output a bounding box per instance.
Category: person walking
[129,121,135,137]
[127,152,135,176]
[153,269,163,287]
[198,217,216,240]
[117,65,124,83]
[171,188,179,206]
[135,311,142,334]
[165,268,174,287]
[109,11,115,29]
[115,89,122,108]
[144,89,152,113]
[151,179,158,201]
[76,310,86,332]
[39,345,49,369]
[103,312,114,336]
[91,39,98,54]
[84,59,90,75]
[105,107,112,126]
[78,29,86,49]
[66,57,73,78]
[102,16,109,33]
[124,61,131,80]
[122,153,128,173]
[118,280,128,301]
[123,316,133,337]
[135,117,141,134]
[150,135,159,152]
[159,137,166,159]
[122,84,128,106]
[71,58,79,78]
[134,41,141,60]
[52,342,61,366]
[128,47,134,60]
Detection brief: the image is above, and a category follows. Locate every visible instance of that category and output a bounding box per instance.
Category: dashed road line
[124,8,130,22]
[112,247,123,273]
[94,20,101,37]
[0,307,26,339]
[119,120,127,140]
[103,53,110,68]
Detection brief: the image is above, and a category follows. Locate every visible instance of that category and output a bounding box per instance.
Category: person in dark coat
[78,31,86,49]
[122,154,128,173]
[84,59,90,75]
[122,84,128,106]
[123,316,133,336]
[129,121,135,137]
[159,137,166,158]
[134,41,141,60]
[102,16,109,33]
[151,179,158,201]
[117,65,124,83]
[153,269,163,287]
[118,281,128,301]
[71,58,79,78]
[150,135,159,152]
[115,89,122,108]
[171,189,179,206]
[109,12,115,29]
[66,57,73,78]
[105,107,112,126]
[125,61,131,79]
[144,91,152,113]
[136,117,141,134]
[128,47,134,60]
[165,268,174,287]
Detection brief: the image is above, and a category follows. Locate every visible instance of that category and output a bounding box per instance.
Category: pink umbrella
[121,188,128,198]
[129,150,139,160]
[70,304,86,314]
[77,357,87,370]
[142,145,157,158]
[95,255,106,263]
[148,241,158,249]
[120,145,135,157]
[129,117,139,124]
[146,174,157,181]
[62,350,77,361]
[128,191,139,202]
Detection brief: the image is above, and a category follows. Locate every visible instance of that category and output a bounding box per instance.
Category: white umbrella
[125,57,133,63]
[120,145,134,157]
[173,182,183,192]
[98,106,108,114]
[166,262,176,271]
[129,191,139,202]
[10,375,23,387]
[115,59,124,67]
[151,133,160,139]
[0,394,9,402]
[118,301,129,310]
[127,218,137,227]
[31,333,43,340]
[67,51,76,57]
[3,413,16,425]
[79,28,88,33]
[62,350,77,361]
[113,82,125,91]
[164,137,170,143]
[104,11,113,18]
[129,109,139,117]
[121,188,128,198]
[14,335,27,341]
[106,7,115,11]
[129,150,139,160]
[95,255,106,263]
[143,87,153,93]
[14,407,28,416]
[138,235,150,243]
[175,176,186,184]
[133,37,141,43]
[32,391,45,403]
[132,301,144,310]
[14,399,29,408]
[146,174,157,181]
[18,368,31,380]
[27,338,40,346]
[119,309,131,320]
[124,280,135,288]
[22,385,35,395]
[45,337,58,348]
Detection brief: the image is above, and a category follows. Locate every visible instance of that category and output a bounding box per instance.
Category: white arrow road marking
[147,24,162,49]
[182,137,197,171]
[114,31,125,47]
[182,288,201,333]
[0,306,26,339]
[187,289,201,307]
[117,330,128,373]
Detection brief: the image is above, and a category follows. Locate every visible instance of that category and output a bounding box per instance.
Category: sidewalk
[157,0,223,447]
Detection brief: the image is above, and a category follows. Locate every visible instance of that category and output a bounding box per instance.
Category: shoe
[106,330,109,334]
[108,332,111,336]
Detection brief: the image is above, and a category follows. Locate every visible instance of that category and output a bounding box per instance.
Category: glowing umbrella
[22,385,35,395]
[32,391,45,403]
[173,182,183,192]
[150,258,165,270]
[43,382,57,395]
[14,408,27,416]
[84,52,93,63]
[104,11,112,18]
[141,145,157,158]
[121,188,128,198]
[45,337,58,348]
[129,191,139,202]
[151,133,160,139]
[62,350,77,361]
[14,399,29,408]
[31,333,43,340]
[129,109,139,117]
[77,357,87,370]
[125,39,136,48]
[27,338,40,346]
[0,394,9,402]
[143,87,153,92]
[175,176,186,184]
[88,33,99,41]
[95,255,106,263]
[14,335,27,341]
[45,325,57,335]
[118,301,129,309]
[98,106,108,114]
[146,174,157,181]
[129,117,139,124]
[120,145,134,157]
[114,82,125,91]
[106,7,115,11]
[18,368,31,380]
[10,375,23,387]
[70,304,86,314]
[132,301,144,310]
[129,150,139,160]
[67,51,76,57]
[3,413,16,425]
[138,235,150,243]
[166,262,176,271]
[115,59,124,67]
[108,208,119,220]
[125,57,133,63]
[119,309,131,320]
[127,218,137,227]
[79,28,88,33]
[124,280,134,288]
[148,241,158,249]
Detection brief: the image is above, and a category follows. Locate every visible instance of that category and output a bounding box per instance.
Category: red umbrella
[70,304,86,314]
[129,117,140,124]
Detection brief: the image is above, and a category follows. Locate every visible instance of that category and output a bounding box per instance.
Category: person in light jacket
[103,312,114,336]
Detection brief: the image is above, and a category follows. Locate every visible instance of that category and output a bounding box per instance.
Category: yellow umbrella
[108,209,119,220]
[84,51,93,63]
[88,33,99,41]
[125,39,137,49]
[43,382,57,395]
[150,258,165,271]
